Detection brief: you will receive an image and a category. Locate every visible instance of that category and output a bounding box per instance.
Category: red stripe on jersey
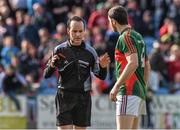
[115,49,138,95]
[124,30,137,53]
[125,73,138,95]
[115,49,127,74]
[128,30,137,52]
[115,50,125,61]
[124,34,131,52]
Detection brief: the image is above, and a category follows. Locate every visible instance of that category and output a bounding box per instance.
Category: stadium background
[0,0,179,129]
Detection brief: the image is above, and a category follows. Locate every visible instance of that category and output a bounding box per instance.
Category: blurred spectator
[17,14,39,47]
[91,26,104,44]
[0,0,13,19]
[2,65,27,110]
[26,73,39,123]
[0,17,7,46]
[160,18,179,44]
[15,10,25,27]
[18,40,40,82]
[9,0,27,11]
[105,0,120,8]
[142,10,156,55]
[18,39,31,75]
[53,23,68,43]
[27,44,41,82]
[92,30,113,94]
[167,0,180,32]
[149,40,170,92]
[68,6,85,19]
[139,0,155,11]
[32,3,55,33]
[104,26,119,89]
[153,0,168,38]
[144,36,156,55]
[82,0,97,21]
[160,17,173,37]
[27,0,42,15]
[126,0,143,33]
[5,17,17,41]
[170,72,180,94]
[0,17,17,45]
[141,86,154,128]
[11,55,20,71]
[84,29,93,46]
[141,10,154,36]
[105,25,119,62]
[88,2,109,32]
[167,44,180,82]
[46,0,84,24]
[38,28,56,61]
[45,0,69,24]
[0,63,5,94]
[1,35,19,67]
[93,30,107,56]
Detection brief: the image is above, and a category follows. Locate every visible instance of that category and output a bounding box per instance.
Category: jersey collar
[121,26,131,35]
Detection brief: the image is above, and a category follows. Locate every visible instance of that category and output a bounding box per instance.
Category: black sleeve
[92,51,107,80]
[95,65,107,80]
[43,55,56,79]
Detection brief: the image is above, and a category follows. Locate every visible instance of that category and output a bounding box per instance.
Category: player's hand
[50,54,59,68]
[109,86,119,102]
[99,53,111,68]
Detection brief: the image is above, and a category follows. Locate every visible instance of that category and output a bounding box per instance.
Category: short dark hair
[108,5,128,25]
[67,16,86,29]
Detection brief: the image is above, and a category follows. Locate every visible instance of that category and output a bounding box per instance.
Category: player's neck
[118,25,130,34]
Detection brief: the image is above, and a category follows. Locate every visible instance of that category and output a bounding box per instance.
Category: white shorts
[116,95,146,117]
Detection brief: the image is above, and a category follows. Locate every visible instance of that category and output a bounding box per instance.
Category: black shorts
[55,89,91,127]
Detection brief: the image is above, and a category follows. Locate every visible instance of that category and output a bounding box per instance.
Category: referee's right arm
[43,60,56,78]
[43,54,57,78]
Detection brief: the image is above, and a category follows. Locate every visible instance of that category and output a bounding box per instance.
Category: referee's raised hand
[50,54,60,68]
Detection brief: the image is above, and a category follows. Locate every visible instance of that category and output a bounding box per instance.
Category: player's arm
[110,52,138,102]
[115,53,138,88]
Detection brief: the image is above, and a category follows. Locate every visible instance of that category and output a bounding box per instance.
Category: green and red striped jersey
[115,28,147,100]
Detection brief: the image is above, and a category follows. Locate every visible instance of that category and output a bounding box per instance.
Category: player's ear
[111,19,116,26]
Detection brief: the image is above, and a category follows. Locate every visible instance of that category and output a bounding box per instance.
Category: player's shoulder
[121,29,143,44]
[130,29,143,38]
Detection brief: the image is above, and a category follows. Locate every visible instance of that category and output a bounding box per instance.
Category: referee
[44,16,110,130]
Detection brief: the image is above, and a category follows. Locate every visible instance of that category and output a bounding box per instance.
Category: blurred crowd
[0,0,179,126]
